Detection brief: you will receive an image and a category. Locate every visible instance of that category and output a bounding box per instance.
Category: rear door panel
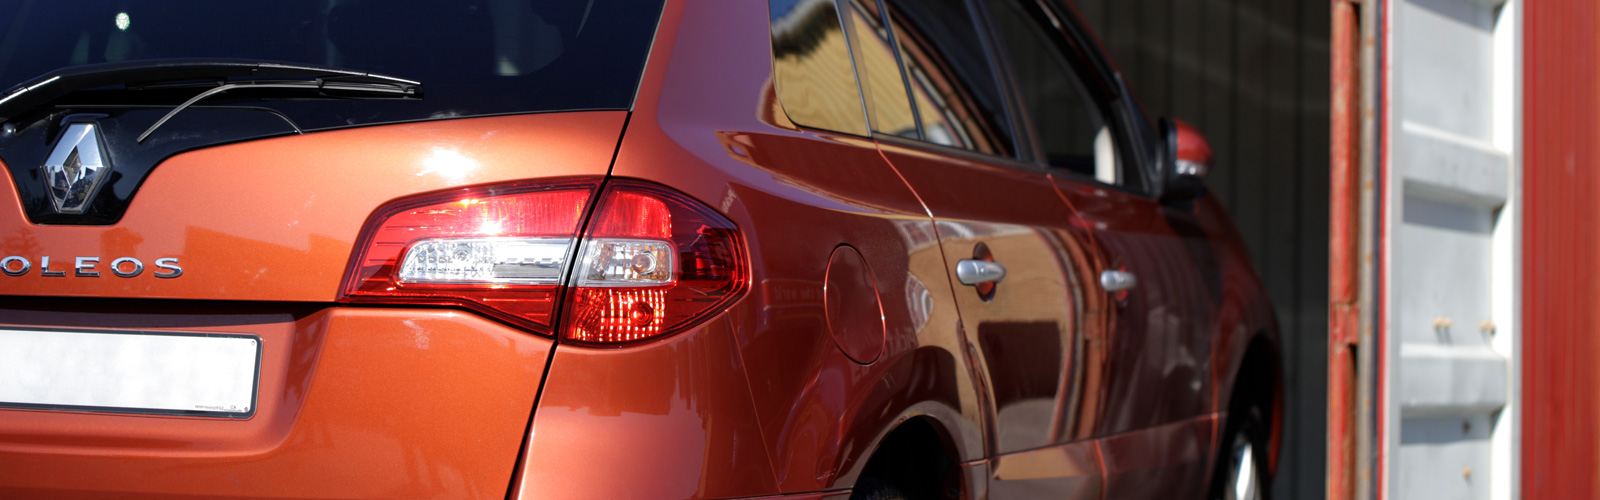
[1053,180,1218,436]
[975,0,1224,495]
[881,145,1087,455]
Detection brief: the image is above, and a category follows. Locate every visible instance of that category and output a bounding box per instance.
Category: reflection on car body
[0,1,1280,499]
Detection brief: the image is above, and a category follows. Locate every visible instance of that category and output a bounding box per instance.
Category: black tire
[1210,402,1272,500]
[851,477,909,500]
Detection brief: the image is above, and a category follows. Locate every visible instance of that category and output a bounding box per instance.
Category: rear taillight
[342,179,599,334]
[563,181,747,344]
[341,178,747,344]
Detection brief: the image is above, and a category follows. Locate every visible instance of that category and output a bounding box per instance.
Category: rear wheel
[1212,403,1271,500]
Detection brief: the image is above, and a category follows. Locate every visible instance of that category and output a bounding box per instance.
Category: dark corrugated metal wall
[1068,1,1331,498]
[1522,0,1599,496]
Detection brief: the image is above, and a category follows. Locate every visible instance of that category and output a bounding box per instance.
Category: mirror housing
[1158,118,1214,201]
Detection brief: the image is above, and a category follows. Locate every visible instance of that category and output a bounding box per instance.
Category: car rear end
[0,2,685,498]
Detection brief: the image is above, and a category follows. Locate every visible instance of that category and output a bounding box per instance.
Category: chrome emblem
[42,122,111,214]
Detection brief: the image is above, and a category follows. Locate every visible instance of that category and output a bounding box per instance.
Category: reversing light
[562,181,747,345]
[342,179,598,334]
[341,178,747,344]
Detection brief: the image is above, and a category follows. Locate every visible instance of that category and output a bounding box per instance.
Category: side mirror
[1158,118,1213,201]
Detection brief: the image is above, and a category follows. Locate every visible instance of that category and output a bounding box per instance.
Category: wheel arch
[1220,331,1285,477]
[845,413,968,500]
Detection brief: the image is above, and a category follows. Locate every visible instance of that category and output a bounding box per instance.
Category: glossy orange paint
[515,316,778,500]
[0,113,622,498]
[619,0,982,487]
[878,139,1091,459]
[510,1,1275,499]
[0,0,1281,498]
[0,306,550,499]
[824,245,887,364]
[987,438,1101,498]
[1099,414,1219,499]
[511,2,987,498]
[0,111,626,301]
[1050,174,1260,499]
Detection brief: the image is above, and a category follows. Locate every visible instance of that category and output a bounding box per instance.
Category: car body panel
[1190,193,1285,472]
[515,318,779,500]
[0,0,1285,497]
[1098,413,1220,500]
[595,0,984,494]
[986,438,1102,499]
[1051,178,1217,433]
[0,306,550,499]
[876,141,1092,459]
[0,112,626,302]
[1049,175,1223,499]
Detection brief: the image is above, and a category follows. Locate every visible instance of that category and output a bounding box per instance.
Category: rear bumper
[0,303,550,500]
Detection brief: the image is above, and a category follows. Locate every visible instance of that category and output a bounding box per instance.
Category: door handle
[956,259,1007,285]
[1100,270,1137,292]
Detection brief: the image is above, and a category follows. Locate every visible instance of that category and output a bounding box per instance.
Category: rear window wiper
[132,77,419,143]
[0,59,421,139]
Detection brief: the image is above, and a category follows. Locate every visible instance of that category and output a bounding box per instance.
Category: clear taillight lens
[563,181,747,345]
[341,178,747,344]
[341,179,599,334]
[398,237,573,284]
[575,240,676,286]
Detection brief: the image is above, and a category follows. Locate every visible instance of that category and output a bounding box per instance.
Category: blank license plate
[0,328,261,417]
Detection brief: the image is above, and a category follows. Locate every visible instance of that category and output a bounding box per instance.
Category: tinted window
[883,0,1014,156]
[987,0,1129,185]
[0,0,664,130]
[770,0,870,136]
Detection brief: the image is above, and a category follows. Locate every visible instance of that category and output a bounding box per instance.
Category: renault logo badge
[41,122,110,214]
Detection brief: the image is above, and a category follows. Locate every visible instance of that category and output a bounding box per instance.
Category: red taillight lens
[342,179,600,334]
[341,178,747,344]
[563,181,747,345]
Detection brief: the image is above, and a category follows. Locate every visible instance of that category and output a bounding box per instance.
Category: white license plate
[0,328,260,417]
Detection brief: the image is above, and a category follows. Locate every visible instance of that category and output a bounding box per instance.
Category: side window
[881,0,1015,157]
[986,0,1128,186]
[769,0,870,136]
[842,0,919,139]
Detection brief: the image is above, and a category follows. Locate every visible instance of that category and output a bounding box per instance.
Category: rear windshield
[0,0,665,130]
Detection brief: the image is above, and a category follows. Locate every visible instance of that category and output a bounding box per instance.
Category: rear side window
[881,0,1015,157]
[986,0,1132,186]
[0,0,665,130]
[769,0,871,136]
[842,0,918,139]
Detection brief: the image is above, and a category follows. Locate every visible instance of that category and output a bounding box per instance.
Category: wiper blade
[134,79,417,143]
[0,58,420,123]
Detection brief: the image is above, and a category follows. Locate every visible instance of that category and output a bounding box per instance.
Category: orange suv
[0,1,1280,499]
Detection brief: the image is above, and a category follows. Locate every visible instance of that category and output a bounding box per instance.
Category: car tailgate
[0,111,626,301]
[0,303,553,499]
[0,111,624,499]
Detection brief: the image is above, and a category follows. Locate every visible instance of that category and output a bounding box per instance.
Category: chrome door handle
[956,259,1007,285]
[1100,270,1137,292]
